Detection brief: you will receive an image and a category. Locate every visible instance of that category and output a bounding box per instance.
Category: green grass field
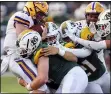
[1,76,28,93]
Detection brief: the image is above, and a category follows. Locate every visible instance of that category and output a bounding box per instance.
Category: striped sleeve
[14,12,30,27]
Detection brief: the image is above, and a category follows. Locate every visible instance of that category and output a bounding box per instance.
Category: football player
[68,9,111,50]
[1,1,49,93]
[72,2,108,72]
[17,22,88,93]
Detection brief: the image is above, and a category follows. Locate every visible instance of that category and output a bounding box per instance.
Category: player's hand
[41,46,59,56]
[17,77,28,87]
[41,26,47,40]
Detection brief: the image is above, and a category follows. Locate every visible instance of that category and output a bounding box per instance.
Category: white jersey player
[1,1,49,93]
[68,9,111,50]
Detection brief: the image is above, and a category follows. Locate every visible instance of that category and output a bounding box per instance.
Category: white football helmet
[60,20,82,42]
[16,30,41,58]
[45,22,60,45]
[96,9,110,37]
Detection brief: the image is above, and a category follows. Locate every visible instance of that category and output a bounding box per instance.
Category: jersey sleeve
[63,46,92,58]
[31,42,48,64]
[14,11,30,27]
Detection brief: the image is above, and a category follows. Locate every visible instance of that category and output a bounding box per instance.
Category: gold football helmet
[85,2,105,24]
[23,1,49,24]
[85,2,104,14]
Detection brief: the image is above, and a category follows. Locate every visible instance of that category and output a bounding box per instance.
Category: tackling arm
[62,51,78,62]
[64,47,92,58]
[76,37,109,50]
[105,40,110,49]
[42,46,78,62]
[15,23,29,36]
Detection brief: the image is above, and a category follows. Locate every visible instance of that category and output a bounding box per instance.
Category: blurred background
[0,1,110,93]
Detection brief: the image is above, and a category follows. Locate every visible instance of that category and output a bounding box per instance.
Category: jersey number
[81,60,96,76]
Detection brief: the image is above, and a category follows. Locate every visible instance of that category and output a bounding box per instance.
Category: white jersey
[3,11,34,52]
[73,20,87,38]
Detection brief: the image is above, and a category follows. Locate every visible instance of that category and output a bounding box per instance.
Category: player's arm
[105,40,110,49]
[64,47,92,58]
[15,23,28,35]
[42,45,91,58]
[67,31,110,50]
[14,12,30,36]
[26,56,49,91]
[76,37,110,50]
[42,46,78,62]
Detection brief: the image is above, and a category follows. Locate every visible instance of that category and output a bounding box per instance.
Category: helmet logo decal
[31,36,38,46]
[104,12,111,20]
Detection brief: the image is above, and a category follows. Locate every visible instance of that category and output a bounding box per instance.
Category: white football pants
[85,71,110,93]
[56,66,88,93]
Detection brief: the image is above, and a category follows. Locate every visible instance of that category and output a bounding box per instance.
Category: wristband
[58,48,65,56]
[25,83,33,91]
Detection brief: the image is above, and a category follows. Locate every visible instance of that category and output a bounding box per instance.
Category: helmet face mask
[86,13,100,24]
[96,22,110,37]
[35,11,47,24]
[96,9,110,38]
[46,35,57,45]
[45,22,59,45]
